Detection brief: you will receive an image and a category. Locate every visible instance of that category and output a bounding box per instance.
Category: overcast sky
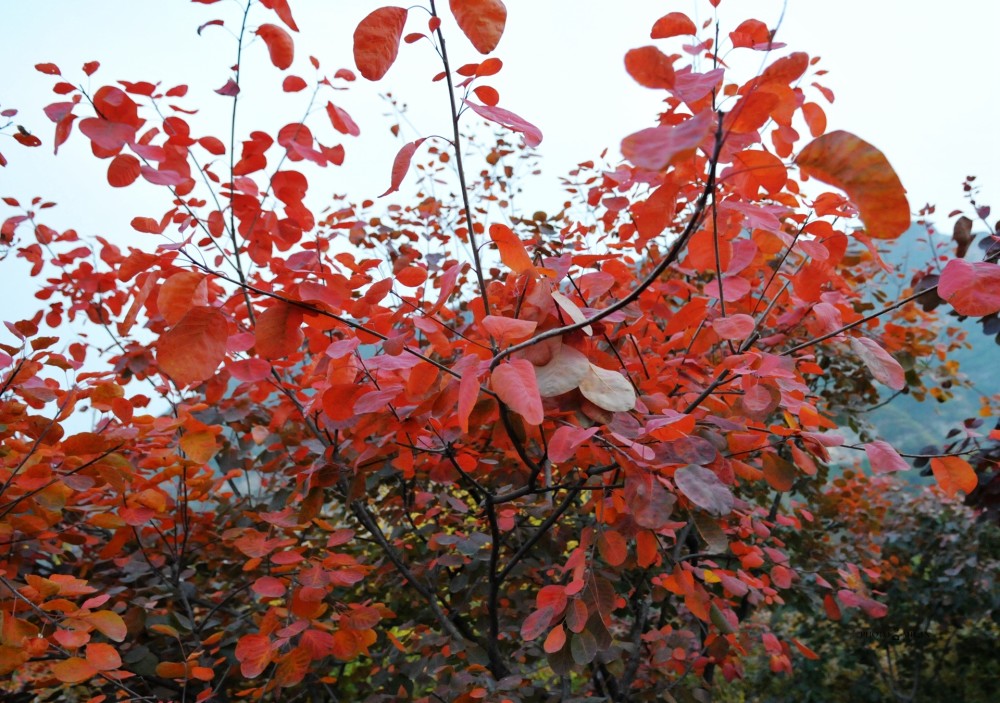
[3,0,998,329]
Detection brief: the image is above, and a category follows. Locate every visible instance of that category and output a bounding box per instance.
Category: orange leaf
[256,23,294,70]
[930,456,978,497]
[762,452,796,491]
[796,130,910,239]
[624,46,675,89]
[52,657,97,683]
[543,623,566,654]
[84,610,127,642]
[449,0,507,54]
[180,430,219,464]
[274,646,310,686]
[650,12,697,39]
[489,223,534,274]
[157,271,208,325]
[158,307,229,386]
[331,629,362,661]
[597,530,628,567]
[353,7,408,81]
[85,642,121,671]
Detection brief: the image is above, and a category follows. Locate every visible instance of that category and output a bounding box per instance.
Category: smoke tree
[1,0,997,701]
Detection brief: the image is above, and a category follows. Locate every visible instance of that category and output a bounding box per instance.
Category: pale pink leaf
[463,100,542,147]
[849,337,905,391]
[492,359,544,425]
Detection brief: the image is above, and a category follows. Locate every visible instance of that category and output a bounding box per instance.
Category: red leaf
[930,456,978,497]
[158,307,229,386]
[797,130,910,239]
[252,576,287,597]
[449,0,507,54]
[463,100,542,147]
[712,313,755,340]
[864,440,908,474]
[456,354,482,434]
[651,12,697,39]
[13,131,42,147]
[35,63,61,75]
[256,23,294,70]
[215,78,240,96]
[229,358,272,382]
[849,337,905,391]
[353,7,408,81]
[199,136,226,155]
[489,223,534,274]
[624,46,675,89]
[236,633,275,679]
[107,154,141,187]
[492,359,544,425]
[255,302,304,359]
[325,102,360,136]
[938,259,1000,316]
[473,85,500,106]
[548,426,599,464]
[476,58,503,76]
[82,60,100,76]
[260,0,299,31]
[283,75,307,92]
[621,110,712,171]
[481,315,537,344]
[730,19,770,49]
[727,149,787,198]
[380,138,425,197]
[131,216,165,234]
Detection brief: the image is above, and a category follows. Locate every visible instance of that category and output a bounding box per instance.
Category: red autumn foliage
[1,1,997,702]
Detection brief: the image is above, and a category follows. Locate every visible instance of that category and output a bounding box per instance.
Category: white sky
[2,0,998,330]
